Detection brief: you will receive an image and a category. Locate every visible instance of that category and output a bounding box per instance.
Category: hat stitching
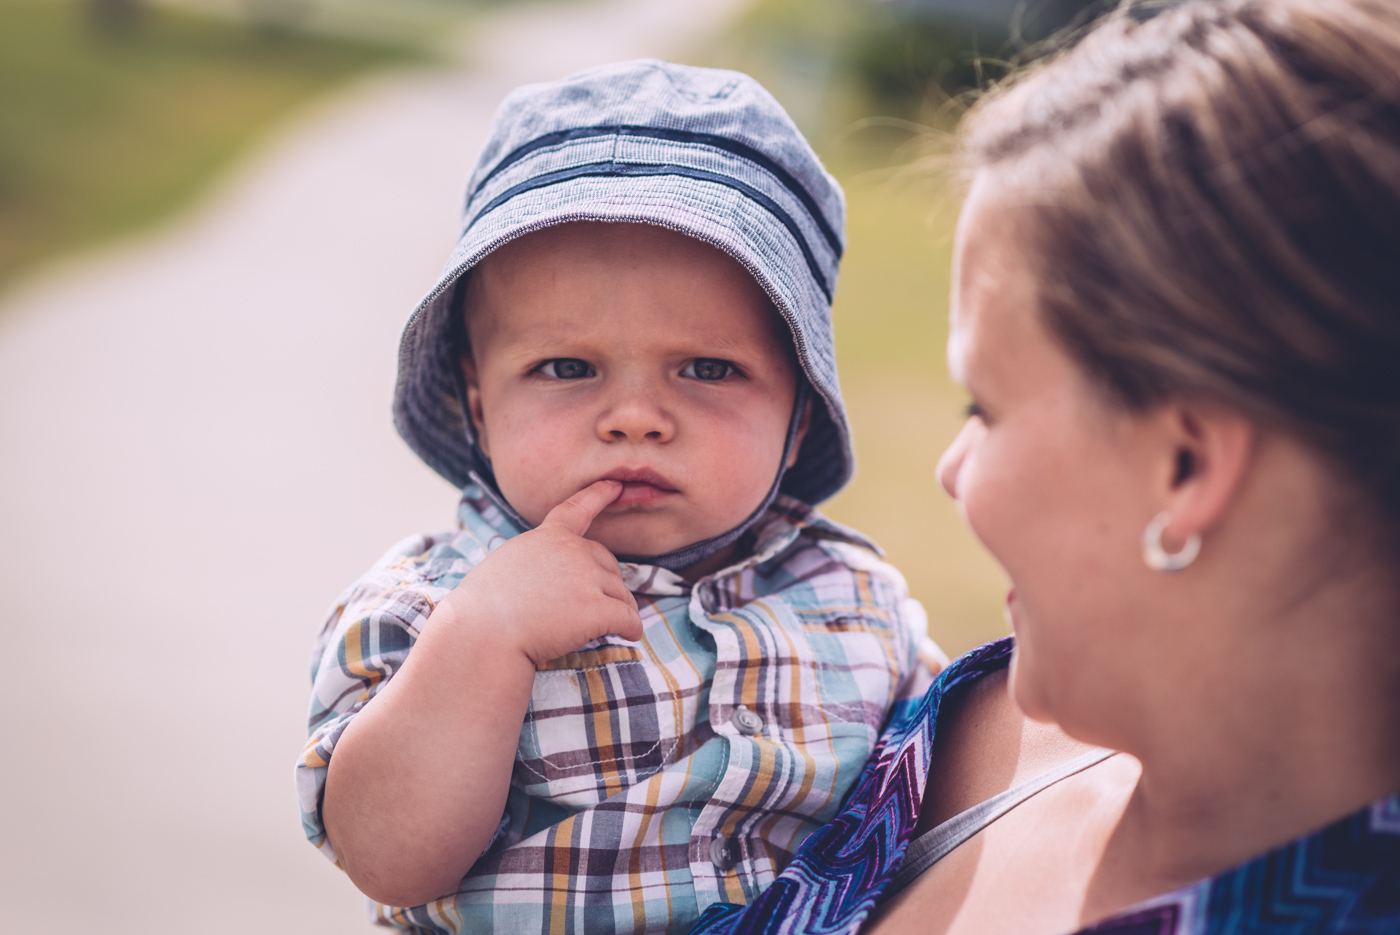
[658,65,742,102]
[467,163,835,300]
[473,125,843,258]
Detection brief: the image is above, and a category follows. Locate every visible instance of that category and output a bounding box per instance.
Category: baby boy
[296,60,941,934]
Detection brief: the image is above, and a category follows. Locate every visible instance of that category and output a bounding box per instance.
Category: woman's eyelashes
[536,358,595,379]
[681,358,737,381]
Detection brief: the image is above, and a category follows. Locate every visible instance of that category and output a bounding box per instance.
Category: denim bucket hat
[393,59,853,558]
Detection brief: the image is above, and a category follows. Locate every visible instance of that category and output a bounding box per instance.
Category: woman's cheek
[952,432,1017,568]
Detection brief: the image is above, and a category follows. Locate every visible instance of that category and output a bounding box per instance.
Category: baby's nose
[595,393,676,443]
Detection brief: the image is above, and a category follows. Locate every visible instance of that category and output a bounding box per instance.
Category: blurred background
[0,0,1098,930]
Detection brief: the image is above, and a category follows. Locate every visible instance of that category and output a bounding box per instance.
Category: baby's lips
[607,479,679,508]
[600,466,679,491]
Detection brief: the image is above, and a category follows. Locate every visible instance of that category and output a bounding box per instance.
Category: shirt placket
[685,577,781,911]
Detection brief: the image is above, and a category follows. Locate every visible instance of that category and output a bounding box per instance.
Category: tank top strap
[885,747,1118,900]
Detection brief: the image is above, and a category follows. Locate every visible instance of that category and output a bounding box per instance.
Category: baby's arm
[321,480,643,907]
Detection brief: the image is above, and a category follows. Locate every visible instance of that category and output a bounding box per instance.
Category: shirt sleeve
[819,538,946,713]
[893,594,949,707]
[294,534,483,867]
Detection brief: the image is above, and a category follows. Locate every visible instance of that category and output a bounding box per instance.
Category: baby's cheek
[488,410,581,513]
[706,442,783,519]
[492,449,570,525]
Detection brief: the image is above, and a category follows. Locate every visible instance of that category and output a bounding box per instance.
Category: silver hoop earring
[1142,512,1201,573]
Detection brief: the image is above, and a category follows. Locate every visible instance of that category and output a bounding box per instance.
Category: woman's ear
[786,396,814,468]
[462,353,490,459]
[1154,403,1255,548]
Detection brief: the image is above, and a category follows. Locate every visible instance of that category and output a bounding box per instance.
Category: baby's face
[463,222,801,564]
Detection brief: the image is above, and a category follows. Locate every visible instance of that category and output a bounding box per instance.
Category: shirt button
[710,836,736,871]
[730,705,764,736]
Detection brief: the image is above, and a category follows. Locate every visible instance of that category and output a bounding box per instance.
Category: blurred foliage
[708,0,1103,146]
[818,170,1012,659]
[851,0,1106,117]
[694,0,1124,656]
[86,0,142,31]
[0,0,420,291]
[158,0,506,48]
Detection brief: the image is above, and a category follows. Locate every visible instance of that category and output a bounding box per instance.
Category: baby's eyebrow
[680,332,767,356]
[504,333,763,359]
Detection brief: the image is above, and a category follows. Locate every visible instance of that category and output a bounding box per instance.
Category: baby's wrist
[429,588,538,677]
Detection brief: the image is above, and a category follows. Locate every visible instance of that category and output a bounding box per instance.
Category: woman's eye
[538,358,594,379]
[682,358,734,381]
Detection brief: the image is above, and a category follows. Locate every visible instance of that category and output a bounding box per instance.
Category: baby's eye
[537,358,595,379]
[681,358,734,381]
[964,400,987,421]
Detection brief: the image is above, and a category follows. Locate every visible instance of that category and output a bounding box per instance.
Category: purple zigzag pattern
[689,640,1015,935]
[1077,795,1400,935]
[1085,905,1182,935]
[1370,797,1400,835]
[1193,797,1400,935]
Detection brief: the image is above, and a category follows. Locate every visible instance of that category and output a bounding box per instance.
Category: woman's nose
[596,389,677,443]
[937,420,977,499]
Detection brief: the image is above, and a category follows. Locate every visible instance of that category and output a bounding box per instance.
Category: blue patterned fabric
[1083,796,1400,935]
[690,638,1400,935]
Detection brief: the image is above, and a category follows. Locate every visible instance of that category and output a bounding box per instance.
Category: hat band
[467,162,835,301]
[472,124,844,261]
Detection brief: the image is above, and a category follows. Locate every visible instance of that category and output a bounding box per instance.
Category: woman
[692,0,1400,933]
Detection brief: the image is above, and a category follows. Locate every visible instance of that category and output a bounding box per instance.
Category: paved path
[0,1,743,930]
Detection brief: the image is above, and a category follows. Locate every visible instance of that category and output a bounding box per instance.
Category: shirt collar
[456,485,880,598]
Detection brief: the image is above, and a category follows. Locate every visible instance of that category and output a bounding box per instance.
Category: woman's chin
[1006,649,1057,724]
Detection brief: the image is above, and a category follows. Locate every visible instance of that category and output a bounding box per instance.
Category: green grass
[0,0,420,290]
[818,168,1010,659]
[693,1,1012,658]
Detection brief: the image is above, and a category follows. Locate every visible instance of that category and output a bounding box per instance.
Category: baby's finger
[600,575,640,614]
[603,596,645,642]
[584,538,625,575]
[540,480,623,537]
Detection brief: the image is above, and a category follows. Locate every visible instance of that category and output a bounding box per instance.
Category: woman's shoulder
[913,655,1105,836]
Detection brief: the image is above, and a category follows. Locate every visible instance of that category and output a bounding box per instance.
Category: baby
[297,60,942,934]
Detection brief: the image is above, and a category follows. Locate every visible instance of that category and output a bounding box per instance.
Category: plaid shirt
[297,484,939,934]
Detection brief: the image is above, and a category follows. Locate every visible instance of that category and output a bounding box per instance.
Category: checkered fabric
[297,484,940,934]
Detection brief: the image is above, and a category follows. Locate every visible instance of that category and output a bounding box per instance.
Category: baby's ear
[461,353,491,458]
[786,397,815,468]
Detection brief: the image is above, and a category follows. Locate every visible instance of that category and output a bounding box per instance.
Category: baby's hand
[447,479,644,667]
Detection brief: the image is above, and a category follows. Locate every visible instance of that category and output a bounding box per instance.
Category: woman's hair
[959,0,1400,537]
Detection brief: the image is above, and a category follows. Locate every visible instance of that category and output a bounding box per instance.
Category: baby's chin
[585,516,730,561]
